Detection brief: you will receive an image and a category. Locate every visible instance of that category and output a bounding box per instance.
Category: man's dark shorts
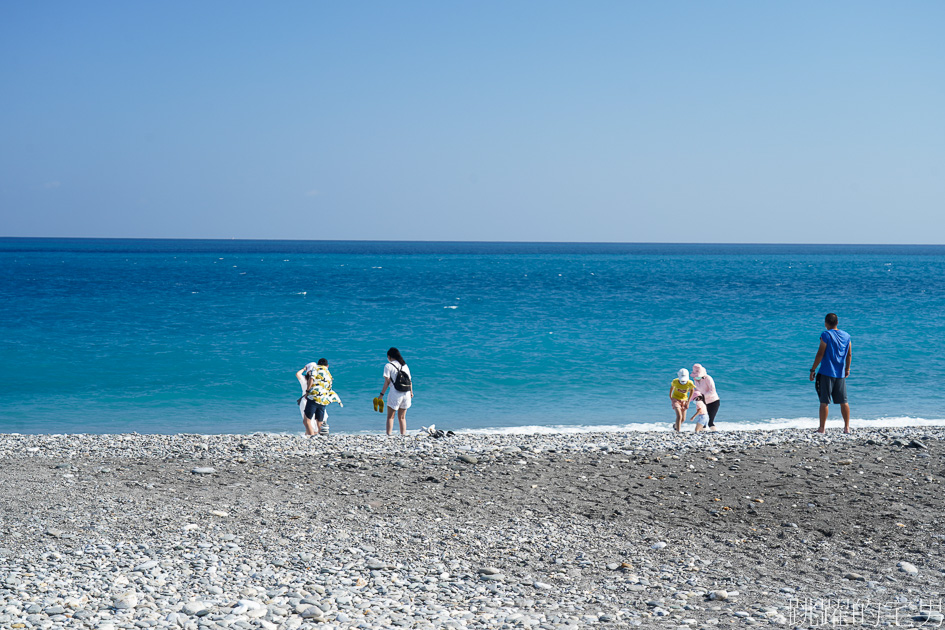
[304,400,327,421]
[815,373,848,405]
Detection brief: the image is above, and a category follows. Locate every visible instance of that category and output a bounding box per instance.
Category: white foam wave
[453,416,945,436]
[458,424,675,435]
[722,416,945,432]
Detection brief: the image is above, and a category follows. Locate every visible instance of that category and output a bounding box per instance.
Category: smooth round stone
[301,606,326,620]
[182,602,208,616]
[898,561,919,574]
[112,591,138,610]
[192,467,216,475]
[133,560,159,572]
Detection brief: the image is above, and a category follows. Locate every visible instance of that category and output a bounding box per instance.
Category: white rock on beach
[182,601,209,615]
[133,559,159,572]
[112,590,138,609]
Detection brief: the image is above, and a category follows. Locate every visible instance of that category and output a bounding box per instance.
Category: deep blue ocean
[2,238,944,435]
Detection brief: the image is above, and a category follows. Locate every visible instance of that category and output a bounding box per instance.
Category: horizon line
[2,236,944,247]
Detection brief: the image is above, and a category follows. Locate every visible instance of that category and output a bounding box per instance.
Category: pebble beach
[1,427,943,630]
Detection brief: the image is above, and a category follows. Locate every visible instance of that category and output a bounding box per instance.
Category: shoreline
[1,427,943,629]
[5,416,945,440]
[1,423,944,454]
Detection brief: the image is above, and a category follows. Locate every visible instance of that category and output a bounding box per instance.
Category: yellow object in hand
[373,396,385,413]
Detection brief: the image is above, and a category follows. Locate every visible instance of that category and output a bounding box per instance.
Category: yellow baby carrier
[306,365,340,406]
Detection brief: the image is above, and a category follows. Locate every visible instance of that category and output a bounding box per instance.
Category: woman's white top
[384,361,413,410]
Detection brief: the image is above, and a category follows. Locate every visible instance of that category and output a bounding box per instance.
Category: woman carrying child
[296,358,342,436]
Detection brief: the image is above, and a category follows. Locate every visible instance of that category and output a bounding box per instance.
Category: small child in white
[689,396,710,433]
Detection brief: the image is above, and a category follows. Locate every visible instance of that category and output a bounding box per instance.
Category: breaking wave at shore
[13,417,945,439]
[442,416,945,436]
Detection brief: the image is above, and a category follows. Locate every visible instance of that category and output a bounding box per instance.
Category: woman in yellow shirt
[669,368,694,432]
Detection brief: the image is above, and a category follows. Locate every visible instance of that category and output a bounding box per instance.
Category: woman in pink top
[691,364,720,429]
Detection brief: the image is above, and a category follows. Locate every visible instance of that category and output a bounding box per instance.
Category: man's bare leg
[817,403,828,433]
[840,403,851,434]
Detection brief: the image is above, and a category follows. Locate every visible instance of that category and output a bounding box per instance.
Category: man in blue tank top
[809,313,853,433]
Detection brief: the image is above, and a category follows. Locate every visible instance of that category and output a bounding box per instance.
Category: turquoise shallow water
[2,239,944,435]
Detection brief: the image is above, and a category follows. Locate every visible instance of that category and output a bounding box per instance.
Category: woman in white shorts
[380,347,413,435]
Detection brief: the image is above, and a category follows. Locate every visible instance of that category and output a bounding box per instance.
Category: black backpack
[390,362,412,392]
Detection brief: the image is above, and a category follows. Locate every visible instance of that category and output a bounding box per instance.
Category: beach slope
[0,428,942,628]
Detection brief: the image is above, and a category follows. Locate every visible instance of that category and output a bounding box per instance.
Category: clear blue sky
[2,1,943,243]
